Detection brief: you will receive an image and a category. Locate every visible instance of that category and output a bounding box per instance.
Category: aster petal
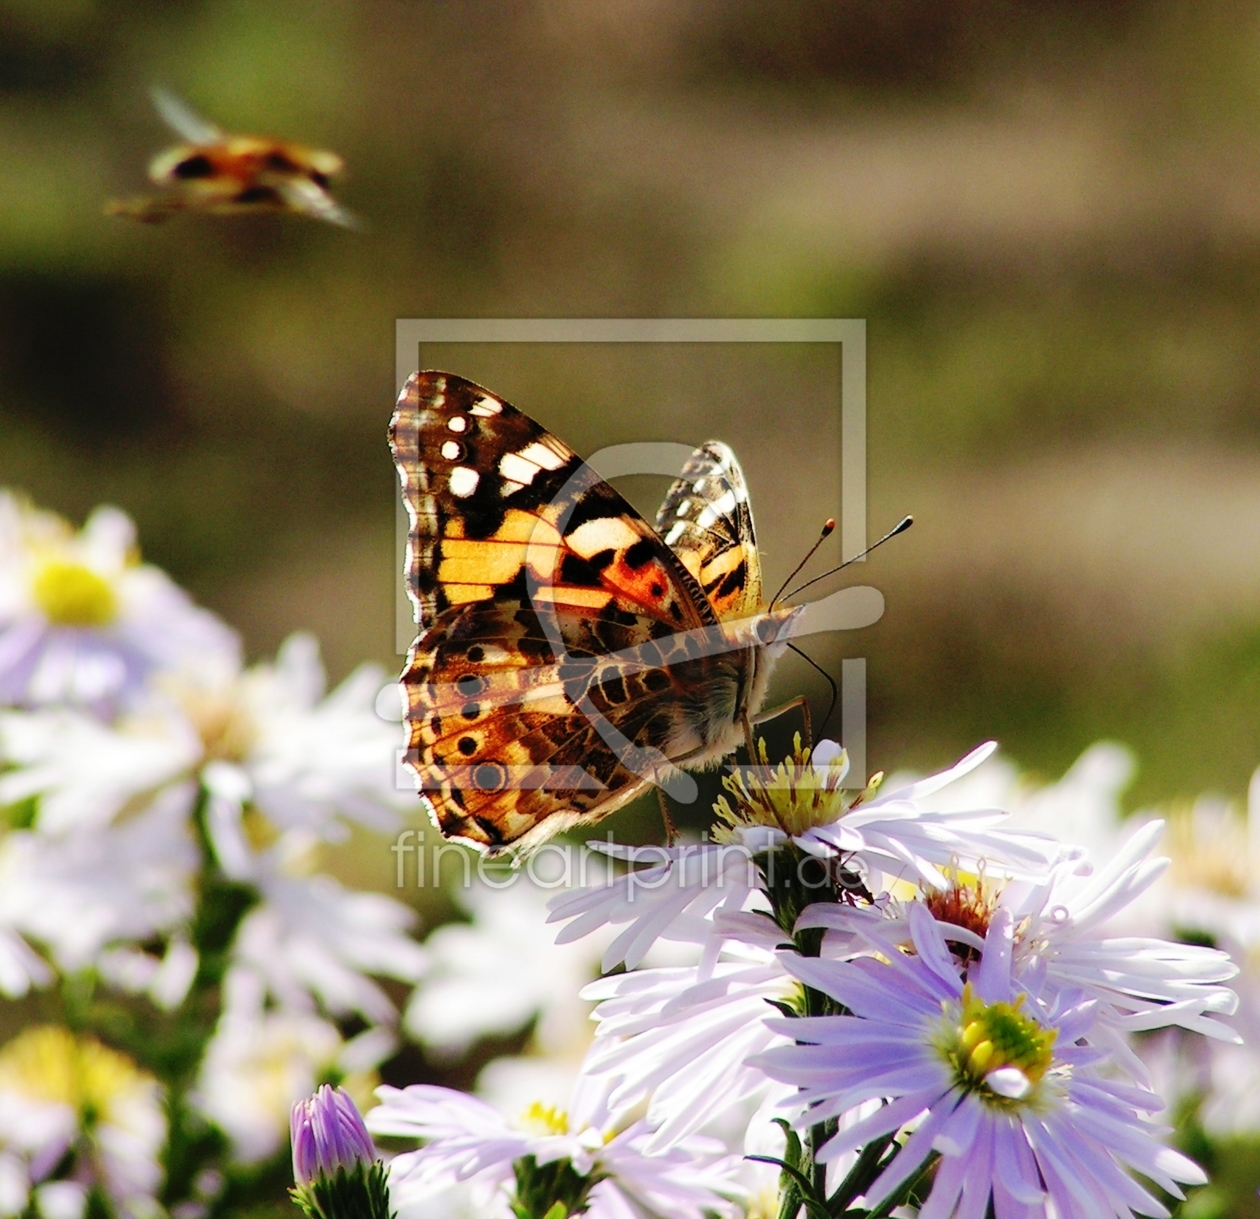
[863,1095,959,1211]
[867,742,999,806]
[991,1115,1046,1206]
[973,907,1014,1004]
[814,1091,936,1163]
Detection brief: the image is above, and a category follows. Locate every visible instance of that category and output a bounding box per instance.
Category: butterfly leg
[656,787,678,847]
[741,712,758,763]
[751,695,813,748]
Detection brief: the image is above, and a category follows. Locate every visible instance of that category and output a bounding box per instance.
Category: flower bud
[289,1087,392,1219]
[291,1086,375,1184]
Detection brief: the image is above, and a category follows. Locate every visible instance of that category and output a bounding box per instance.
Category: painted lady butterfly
[107,88,359,228]
[390,370,801,851]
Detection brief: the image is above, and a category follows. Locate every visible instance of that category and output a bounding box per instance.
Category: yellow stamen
[938,984,1057,1108]
[32,560,117,627]
[712,734,854,841]
[519,1101,569,1136]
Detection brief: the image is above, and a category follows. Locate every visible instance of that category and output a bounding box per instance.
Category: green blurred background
[4,0,1260,809]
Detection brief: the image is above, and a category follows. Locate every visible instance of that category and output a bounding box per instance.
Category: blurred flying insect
[106,88,361,228]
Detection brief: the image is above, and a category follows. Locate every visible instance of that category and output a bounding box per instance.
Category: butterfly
[390,370,804,853]
[106,88,359,228]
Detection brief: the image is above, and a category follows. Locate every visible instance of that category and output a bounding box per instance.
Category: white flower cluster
[0,492,427,1217]
[370,737,1242,1219]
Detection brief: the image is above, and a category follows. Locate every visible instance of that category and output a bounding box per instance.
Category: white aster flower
[548,740,1068,971]
[800,819,1239,1051]
[912,741,1137,870]
[404,875,616,1059]
[580,933,795,1153]
[193,968,387,1164]
[0,632,419,1015]
[0,493,238,716]
[232,870,428,1025]
[0,1026,165,1219]
[753,905,1205,1219]
[0,632,407,857]
[367,1074,742,1219]
[0,704,201,833]
[194,633,409,871]
[0,786,197,975]
[1148,771,1260,953]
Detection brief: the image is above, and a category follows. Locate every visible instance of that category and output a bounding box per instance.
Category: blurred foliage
[2,3,1260,836]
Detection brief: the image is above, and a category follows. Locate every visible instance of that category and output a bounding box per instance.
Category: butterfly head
[751,603,806,654]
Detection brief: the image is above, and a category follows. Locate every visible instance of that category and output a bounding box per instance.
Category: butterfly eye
[755,617,779,646]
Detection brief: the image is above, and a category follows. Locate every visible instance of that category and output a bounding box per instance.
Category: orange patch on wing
[442,583,496,603]
[603,556,677,614]
[438,541,528,585]
[530,586,613,609]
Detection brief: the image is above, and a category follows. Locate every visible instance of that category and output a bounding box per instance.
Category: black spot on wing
[265,151,301,173]
[559,552,605,588]
[623,538,656,569]
[173,154,214,179]
[714,561,747,602]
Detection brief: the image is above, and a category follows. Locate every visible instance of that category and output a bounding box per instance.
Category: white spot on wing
[664,522,687,545]
[440,440,461,460]
[518,441,566,471]
[499,451,539,484]
[447,416,468,433]
[469,396,502,417]
[696,489,738,528]
[449,466,480,497]
[675,498,692,516]
[568,516,640,557]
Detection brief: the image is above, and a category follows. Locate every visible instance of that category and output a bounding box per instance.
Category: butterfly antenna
[770,519,835,610]
[786,643,839,731]
[785,515,913,603]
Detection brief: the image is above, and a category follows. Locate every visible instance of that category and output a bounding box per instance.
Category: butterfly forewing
[656,441,763,621]
[390,372,714,632]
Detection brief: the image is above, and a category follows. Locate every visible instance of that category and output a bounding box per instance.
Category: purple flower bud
[290,1086,376,1185]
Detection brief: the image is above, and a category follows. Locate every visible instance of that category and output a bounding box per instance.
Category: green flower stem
[754,842,933,1218]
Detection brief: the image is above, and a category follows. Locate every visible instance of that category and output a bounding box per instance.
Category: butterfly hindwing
[402,599,735,849]
[656,441,762,621]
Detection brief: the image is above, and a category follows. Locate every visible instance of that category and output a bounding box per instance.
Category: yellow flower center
[31,559,117,628]
[939,984,1056,1107]
[0,1026,151,1128]
[713,734,865,842]
[1165,805,1250,899]
[175,688,257,764]
[518,1101,570,1137]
